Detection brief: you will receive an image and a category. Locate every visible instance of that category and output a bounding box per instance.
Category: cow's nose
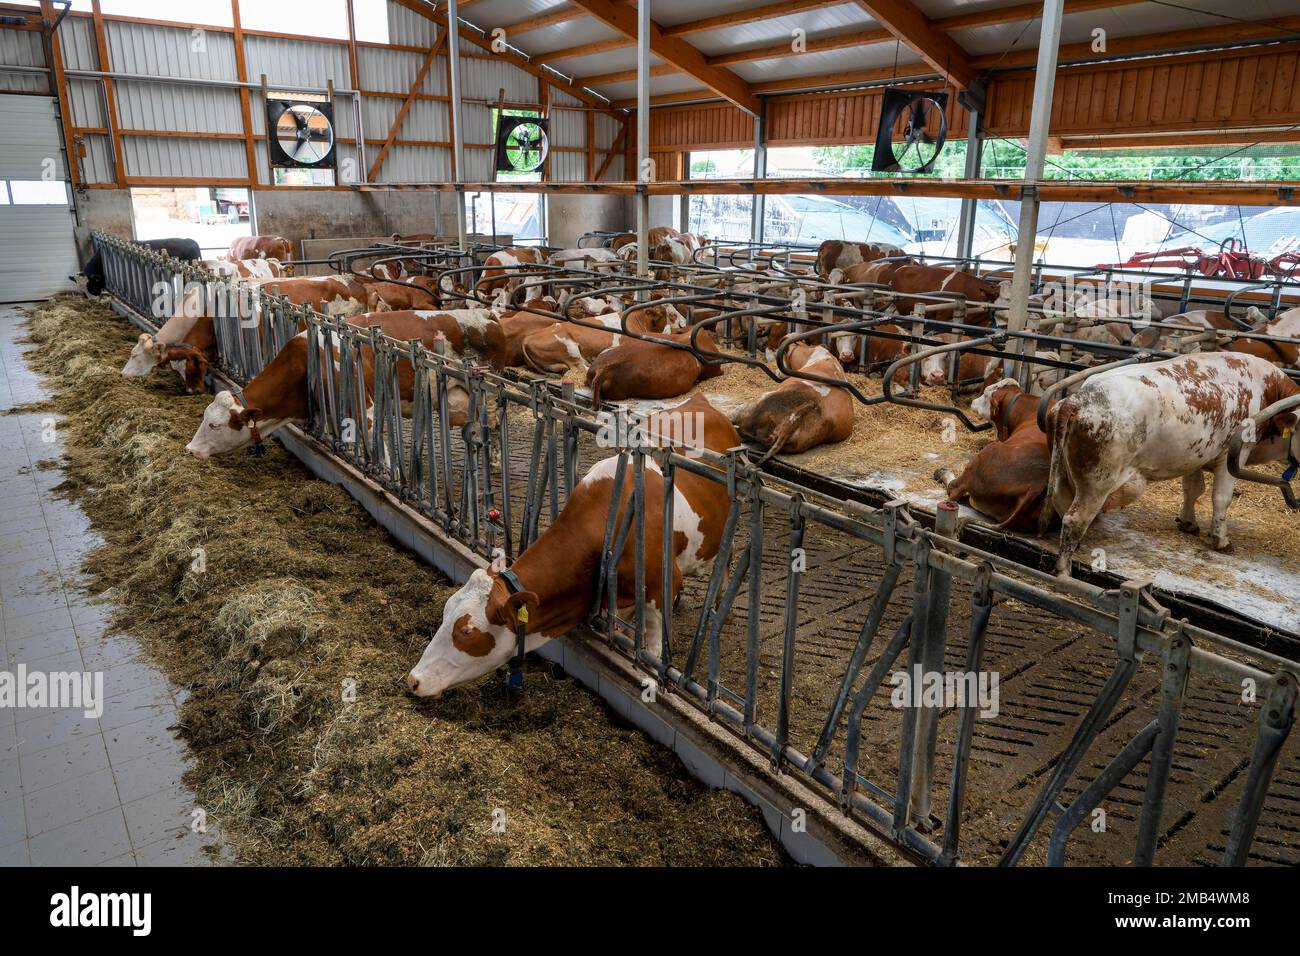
[839,351,855,364]
[406,672,421,694]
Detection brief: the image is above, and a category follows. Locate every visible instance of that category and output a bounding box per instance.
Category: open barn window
[81,0,234,27]
[977,140,1300,269]
[238,0,349,40]
[129,186,252,260]
[687,150,754,242]
[351,0,390,44]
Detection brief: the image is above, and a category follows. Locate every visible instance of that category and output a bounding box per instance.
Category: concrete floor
[0,305,225,866]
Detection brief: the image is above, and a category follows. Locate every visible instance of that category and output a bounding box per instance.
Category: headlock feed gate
[92,232,1300,867]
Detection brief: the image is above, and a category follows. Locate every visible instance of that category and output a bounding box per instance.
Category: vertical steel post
[1004,0,1065,378]
[635,0,650,281]
[750,102,767,246]
[447,0,467,252]
[954,110,982,262]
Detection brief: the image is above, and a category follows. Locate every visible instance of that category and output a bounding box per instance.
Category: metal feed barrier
[92,231,1300,867]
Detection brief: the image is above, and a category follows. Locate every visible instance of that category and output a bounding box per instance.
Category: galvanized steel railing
[92,231,1300,867]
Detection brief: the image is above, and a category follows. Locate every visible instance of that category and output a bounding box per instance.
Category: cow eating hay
[12,294,786,867]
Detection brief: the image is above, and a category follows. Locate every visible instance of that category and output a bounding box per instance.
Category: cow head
[973,377,1021,424]
[185,390,262,460]
[122,333,165,377]
[406,568,540,698]
[830,329,858,366]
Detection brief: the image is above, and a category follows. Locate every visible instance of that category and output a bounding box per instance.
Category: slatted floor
[343,391,1300,867]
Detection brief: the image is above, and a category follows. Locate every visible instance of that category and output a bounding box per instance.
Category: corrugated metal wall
[0,1,622,188]
[0,27,48,94]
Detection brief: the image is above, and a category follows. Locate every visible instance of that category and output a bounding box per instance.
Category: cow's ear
[1271,410,1299,438]
[503,590,540,629]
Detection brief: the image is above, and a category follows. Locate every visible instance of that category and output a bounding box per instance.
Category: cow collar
[230,386,266,456]
[498,568,529,689]
[997,389,1030,434]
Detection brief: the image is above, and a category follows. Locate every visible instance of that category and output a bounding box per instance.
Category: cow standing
[815,240,903,278]
[228,235,294,263]
[1043,352,1300,573]
[406,394,739,697]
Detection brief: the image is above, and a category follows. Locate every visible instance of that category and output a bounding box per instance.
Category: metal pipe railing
[92,230,1300,868]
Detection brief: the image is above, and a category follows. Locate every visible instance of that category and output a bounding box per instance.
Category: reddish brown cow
[478,247,546,298]
[185,310,501,459]
[354,276,440,312]
[935,379,1056,531]
[406,394,740,695]
[228,235,294,263]
[732,343,853,460]
[492,310,562,368]
[610,226,680,251]
[521,303,677,374]
[815,240,903,278]
[586,329,723,405]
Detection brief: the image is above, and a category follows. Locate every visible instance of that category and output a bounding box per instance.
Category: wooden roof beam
[567,0,761,114]
[971,12,1300,69]
[852,0,978,89]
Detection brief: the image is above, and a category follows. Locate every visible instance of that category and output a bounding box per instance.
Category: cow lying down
[935,378,1055,532]
[732,343,853,462]
[1043,352,1300,573]
[407,394,738,697]
[184,309,502,459]
[585,328,723,405]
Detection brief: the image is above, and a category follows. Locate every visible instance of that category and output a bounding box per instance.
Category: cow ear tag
[516,606,530,625]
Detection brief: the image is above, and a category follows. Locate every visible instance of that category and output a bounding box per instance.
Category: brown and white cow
[353,276,440,312]
[184,309,503,459]
[1043,352,1300,572]
[255,275,373,319]
[228,235,294,264]
[406,393,739,696]
[204,257,282,280]
[122,323,215,394]
[521,303,682,374]
[586,328,723,405]
[935,378,1055,531]
[815,240,903,278]
[478,247,546,300]
[979,349,1066,395]
[1230,307,1300,369]
[732,343,853,460]
[610,226,680,251]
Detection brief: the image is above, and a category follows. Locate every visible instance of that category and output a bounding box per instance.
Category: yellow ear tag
[516,606,529,625]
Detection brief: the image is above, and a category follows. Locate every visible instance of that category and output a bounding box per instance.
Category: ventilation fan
[872,88,948,174]
[494,115,549,175]
[267,97,336,169]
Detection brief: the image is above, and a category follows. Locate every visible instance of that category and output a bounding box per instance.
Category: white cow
[1043,351,1300,572]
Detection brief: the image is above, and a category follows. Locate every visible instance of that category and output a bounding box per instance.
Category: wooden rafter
[934,0,1148,33]
[390,0,611,108]
[971,12,1300,70]
[609,61,938,109]
[368,30,447,181]
[577,64,678,87]
[567,0,760,114]
[665,0,847,37]
[852,0,977,89]
[708,28,893,66]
